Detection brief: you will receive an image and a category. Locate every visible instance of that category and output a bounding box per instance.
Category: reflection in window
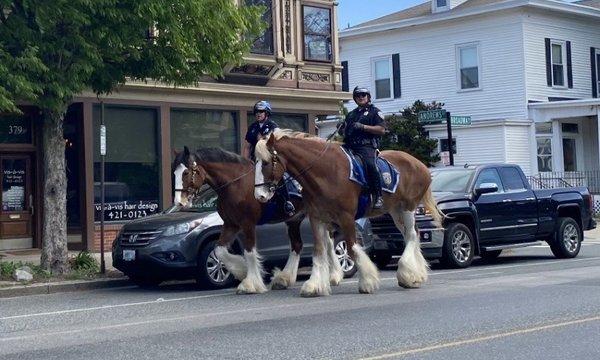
[551,42,565,87]
[246,0,273,55]
[474,169,503,193]
[171,110,238,154]
[303,6,331,62]
[247,113,307,132]
[93,106,160,222]
[458,45,479,89]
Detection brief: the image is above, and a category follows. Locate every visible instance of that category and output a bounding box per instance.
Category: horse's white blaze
[300,220,331,297]
[325,232,344,286]
[214,246,247,280]
[270,251,300,289]
[395,210,429,288]
[173,163,187,205]
[254,160,274,202]
[237,248,268,294]
[352,243,380,294]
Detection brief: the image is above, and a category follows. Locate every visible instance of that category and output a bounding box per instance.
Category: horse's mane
[255,128,330,162]
[195,147,251,165]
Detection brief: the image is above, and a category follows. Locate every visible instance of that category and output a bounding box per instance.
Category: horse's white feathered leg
[301,218,331,297]
[236,248,268,294]
[325,231,344,286]
[392,210,429,288]
[271,251,300,290]
[214,246,247,280]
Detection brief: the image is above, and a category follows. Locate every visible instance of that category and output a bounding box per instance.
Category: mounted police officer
[341,86,386,210]
[244,100,296,215]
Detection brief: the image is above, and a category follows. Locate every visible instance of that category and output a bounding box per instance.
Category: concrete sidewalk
[0,250,129,298]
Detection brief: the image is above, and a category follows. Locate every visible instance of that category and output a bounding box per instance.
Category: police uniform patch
[378,111,384,119]
[382,172,392,186]
[363,111,369,116]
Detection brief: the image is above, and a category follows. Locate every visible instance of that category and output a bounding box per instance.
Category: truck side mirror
[474,182,498,196]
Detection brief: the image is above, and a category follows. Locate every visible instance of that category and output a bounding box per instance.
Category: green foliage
[0,261,51,281]
[380,100,442,167]
[69,251,99,273]
[0,0,266,113]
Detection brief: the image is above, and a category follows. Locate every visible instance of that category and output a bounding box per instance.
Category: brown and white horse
[173,146,344,294]
[254,130,442,296]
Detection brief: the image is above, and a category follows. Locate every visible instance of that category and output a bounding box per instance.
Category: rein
[185,161,254,196]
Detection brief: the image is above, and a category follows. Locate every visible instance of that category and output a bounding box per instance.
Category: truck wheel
[480,249,502,261]
[196,240,237,289]
[549,217,582,259]
[440,223,474,268]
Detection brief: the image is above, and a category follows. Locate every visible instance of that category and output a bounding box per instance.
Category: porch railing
[528,171,600,194]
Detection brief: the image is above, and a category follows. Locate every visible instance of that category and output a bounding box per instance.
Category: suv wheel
[334,238,358,278]
[549,217,582,259]
[440,223,475,268]
[196,240,236,289]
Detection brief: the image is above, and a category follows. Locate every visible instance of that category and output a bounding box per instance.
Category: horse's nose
[257,194,267,203]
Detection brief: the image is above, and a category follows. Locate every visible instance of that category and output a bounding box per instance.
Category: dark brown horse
[173,147,344,294]
[254,130,442,296]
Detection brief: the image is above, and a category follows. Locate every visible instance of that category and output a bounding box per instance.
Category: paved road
[1,239,600,360]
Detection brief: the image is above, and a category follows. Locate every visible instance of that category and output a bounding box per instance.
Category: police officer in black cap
[341,87,386,209]
[244,100,296,215]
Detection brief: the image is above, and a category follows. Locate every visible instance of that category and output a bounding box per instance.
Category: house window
[596,51,600,96]
[457,43,480,90]
[246,0,274,55]
[437,0,448,7]
[536,123,553,172]
[93,106,160,222]
[303,6,332,62]
[372,57,392,99]
[247,113,308,132]
[440,138,457,154]
[551,40,566,87]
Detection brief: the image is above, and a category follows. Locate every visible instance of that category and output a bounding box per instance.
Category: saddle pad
[340,147,400,194]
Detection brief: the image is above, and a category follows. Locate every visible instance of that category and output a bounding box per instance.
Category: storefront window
[246,0,273,55]
[1,159,26,212]
[93,106,160,222]
[170,109,239,153]
[247,113,308,132]
[0,115,32,144]
[303,6,332,62]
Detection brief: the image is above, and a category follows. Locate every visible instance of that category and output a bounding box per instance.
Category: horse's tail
[422,185,444,229]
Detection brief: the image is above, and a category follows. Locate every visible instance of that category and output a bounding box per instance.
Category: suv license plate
[123,250,135,261]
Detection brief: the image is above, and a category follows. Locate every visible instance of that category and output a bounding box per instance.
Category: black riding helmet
[352,86,371,102]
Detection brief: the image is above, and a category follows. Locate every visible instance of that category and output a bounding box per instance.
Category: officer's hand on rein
[352,122,365,131]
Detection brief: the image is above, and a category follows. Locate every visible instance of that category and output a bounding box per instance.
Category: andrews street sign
[418,109,447,124]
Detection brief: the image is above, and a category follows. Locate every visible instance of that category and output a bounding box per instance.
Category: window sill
[551,85,568,90]
[457,87,483,93]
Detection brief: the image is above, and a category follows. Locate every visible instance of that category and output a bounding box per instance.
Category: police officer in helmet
[244,100,296,215]
[341,87,386,209]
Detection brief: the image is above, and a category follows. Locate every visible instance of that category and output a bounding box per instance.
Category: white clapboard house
[340,0,600,192]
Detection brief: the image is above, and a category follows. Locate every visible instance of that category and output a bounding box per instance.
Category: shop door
[0,155,33,249]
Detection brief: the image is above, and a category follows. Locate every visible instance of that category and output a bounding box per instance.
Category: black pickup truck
[369,164,596,268]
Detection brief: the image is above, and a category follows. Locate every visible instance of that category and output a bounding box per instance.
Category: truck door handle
[502,199,512,203]
[525,197,535,201]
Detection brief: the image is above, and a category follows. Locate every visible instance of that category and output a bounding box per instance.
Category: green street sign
[418,109,447,124]
[450,116,472,126]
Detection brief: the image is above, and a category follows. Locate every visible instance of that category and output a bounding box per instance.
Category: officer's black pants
[350,146,382,197]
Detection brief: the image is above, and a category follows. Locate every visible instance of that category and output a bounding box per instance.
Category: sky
[337,0,582,30]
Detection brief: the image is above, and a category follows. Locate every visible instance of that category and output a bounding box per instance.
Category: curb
[0,277,133,299]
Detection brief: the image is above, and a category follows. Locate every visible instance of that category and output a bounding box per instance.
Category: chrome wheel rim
[451,230,472,263]
[335,241,355,272]
[562,224,579,253]
[206,249,231,283]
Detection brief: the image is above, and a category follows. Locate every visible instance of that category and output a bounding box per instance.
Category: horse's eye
[183,170,189,175]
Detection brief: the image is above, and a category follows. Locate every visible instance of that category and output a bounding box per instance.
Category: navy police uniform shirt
[245,119,278,159]
[343,104,385,148]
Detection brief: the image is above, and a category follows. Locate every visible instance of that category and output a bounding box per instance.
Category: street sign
[418,109,447,124]
[100,125,106,156]
[450,116,472,126]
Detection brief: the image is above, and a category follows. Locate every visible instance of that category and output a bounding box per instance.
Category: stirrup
[372,196,384,210]
[284,201,296,216]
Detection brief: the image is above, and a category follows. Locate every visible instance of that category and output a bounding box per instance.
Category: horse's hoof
[329,273,343,286]
[271,281,288,290]
[397,281,421,289]
[300,282,330,297]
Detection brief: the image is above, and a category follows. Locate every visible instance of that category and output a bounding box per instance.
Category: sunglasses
[356,93,368,98]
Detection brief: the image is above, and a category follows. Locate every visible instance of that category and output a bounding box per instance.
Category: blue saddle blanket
[340,147,400,194]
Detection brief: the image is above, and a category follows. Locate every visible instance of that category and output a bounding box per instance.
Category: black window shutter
[392,53,401,98]
[545,38,552,86]
[341,60,349,92]
[592,47,598,98]
[566,41,573,88]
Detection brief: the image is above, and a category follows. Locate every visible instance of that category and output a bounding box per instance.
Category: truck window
[499,167,526,192]
[474,169,504,193]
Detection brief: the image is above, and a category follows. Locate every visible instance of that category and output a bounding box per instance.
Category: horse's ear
[266,133,275,148]
[183,146,190,157]
[173,148,180,157]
